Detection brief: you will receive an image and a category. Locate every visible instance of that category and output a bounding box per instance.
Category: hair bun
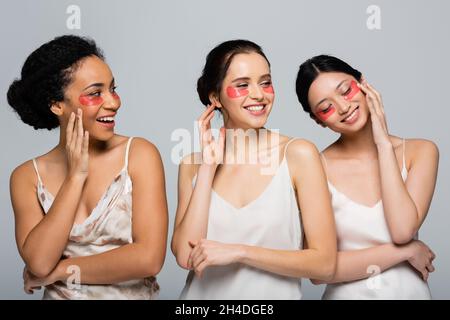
[7,79,26,109]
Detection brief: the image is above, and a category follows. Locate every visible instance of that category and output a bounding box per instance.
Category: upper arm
[405,139,439,228]
[287,140,337,253]
[9,161,45,260]
[128,138,168,263]
[173,153,200,231]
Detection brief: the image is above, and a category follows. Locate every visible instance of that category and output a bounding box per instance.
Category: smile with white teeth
[97,116,115,123]
[245,105,265,111]
[342,106,359,123]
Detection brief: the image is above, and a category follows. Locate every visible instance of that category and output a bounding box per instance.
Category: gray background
[1,0,448,299]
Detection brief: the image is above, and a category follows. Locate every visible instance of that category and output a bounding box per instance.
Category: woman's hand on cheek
[358,80,391,147]
[66,109,90,180]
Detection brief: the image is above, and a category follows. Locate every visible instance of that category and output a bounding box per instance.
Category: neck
[224,127,277,165]
[335,121,379,159]
[57,126,112,155]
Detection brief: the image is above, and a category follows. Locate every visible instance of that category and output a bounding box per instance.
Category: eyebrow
[83,78,115,91]
[313,79,348,109]
[231,74,271,83]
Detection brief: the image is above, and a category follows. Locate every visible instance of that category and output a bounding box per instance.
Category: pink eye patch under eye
[316,106,336,121]
[344,81,360,101]
[79,95,103,106]
[263,85,274,94]
[226,86,249,98]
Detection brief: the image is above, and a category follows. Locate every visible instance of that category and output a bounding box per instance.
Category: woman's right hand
[405,240,436,281]
[198,104,225,167]
[65,108,89,180]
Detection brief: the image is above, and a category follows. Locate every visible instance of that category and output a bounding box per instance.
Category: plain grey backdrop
[1,0,448,299]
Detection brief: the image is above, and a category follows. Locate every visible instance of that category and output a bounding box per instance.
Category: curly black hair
[7,35,104,130]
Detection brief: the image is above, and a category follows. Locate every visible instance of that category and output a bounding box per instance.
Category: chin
[90,131,115,142]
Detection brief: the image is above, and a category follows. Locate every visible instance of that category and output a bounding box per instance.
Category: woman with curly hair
[7,35,168,299]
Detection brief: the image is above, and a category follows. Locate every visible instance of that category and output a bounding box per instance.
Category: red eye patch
[226,86,249,98]
[263,85,274,94]
[316,106,336,121]
[344,81,360,101]
[79,95,103,106]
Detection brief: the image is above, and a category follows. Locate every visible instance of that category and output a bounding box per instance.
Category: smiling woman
[171,40,337,300]
[7,35,168,300]
[295,55,438,299]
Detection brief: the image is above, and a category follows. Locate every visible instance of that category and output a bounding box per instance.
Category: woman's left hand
[23,266,60,294]
[187,239,243,277]
[358,79,391,147]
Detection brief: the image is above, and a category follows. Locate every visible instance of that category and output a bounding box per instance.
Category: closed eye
[321,105,332,113]
[88,91,101,97]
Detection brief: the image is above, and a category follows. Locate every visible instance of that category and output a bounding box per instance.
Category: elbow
[319,262,336,282]
[174,253,190,270]
[140,255,165,278]
[315,252,337,282]
[171,239,190,270]
[26,260,54,279]
[391,227,417,245]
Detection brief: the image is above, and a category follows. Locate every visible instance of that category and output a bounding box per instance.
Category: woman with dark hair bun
[7,35,168,300]
[295,55,438,299]
[172,40,337,299]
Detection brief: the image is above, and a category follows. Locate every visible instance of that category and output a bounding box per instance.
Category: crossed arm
[171,140,337,280]
[11,138,168,289]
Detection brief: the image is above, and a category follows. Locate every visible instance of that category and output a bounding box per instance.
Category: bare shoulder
[406,138,439,157]
[285,138,320,160]
[128,137,163,176]
[10,159,38,188]
[129,137,160,157]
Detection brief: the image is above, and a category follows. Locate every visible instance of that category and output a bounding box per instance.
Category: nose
[248,84,264,101]
[104,92,120,111]
[336,100,351,115]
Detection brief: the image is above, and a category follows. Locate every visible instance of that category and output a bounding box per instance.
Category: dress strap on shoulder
[32,158,43,184]
[402,138,406,170]
[283,138,300,159]
[319,153,329,180]
[124,137,134,169]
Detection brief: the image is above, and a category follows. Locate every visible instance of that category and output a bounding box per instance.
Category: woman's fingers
[430,250,436,261]
[195,260,210,278]
[190,245,206,269]
[360,81,385,119]
[75,109,84,154]
[426,263,435,273]
[69,114,78,151]
[197,104,215,123]
[66,112,75,145]
[365,82,383,107]
[199,108,215,147]
[82,130,89,156]
[187,243,201,269]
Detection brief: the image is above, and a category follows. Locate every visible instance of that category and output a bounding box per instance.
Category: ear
[208,92,222,109]
[50,101,65,116]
